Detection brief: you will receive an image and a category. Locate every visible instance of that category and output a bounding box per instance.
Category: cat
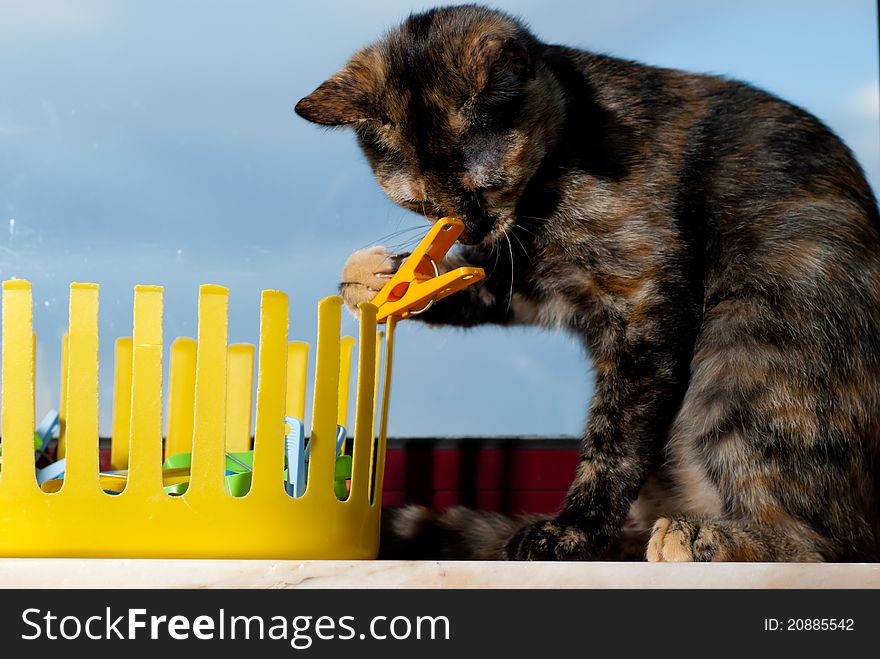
[296,4,880,561]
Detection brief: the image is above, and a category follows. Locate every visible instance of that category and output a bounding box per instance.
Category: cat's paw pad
[339,246,405,315]
[502,519,592,561]
[647,517,718,562]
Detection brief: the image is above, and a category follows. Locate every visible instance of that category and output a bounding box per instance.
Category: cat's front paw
[339,246,405,315]
[646,517,709,562]
[502,519,594,561]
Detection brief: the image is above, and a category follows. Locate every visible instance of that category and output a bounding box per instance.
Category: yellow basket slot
[165,337,196,460]
[109,337,133,470]
[373,316,396,503]
[372,330,383,442]
[56,333,68,459]
[349,303,377,506]
[225,343,255,452]
[337,335,356,449]
[32,332,36,421]
[285,341,309,421]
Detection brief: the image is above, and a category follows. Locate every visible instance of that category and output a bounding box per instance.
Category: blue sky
[0,0,877,437]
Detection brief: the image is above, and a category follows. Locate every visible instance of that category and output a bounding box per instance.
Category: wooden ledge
[0,560,877,589]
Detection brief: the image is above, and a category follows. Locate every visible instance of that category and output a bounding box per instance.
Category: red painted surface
[92,441,581,515]
[382,444,580,515]
[382,489,570,514]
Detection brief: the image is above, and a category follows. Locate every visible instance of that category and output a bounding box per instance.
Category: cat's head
[295,5,561,245]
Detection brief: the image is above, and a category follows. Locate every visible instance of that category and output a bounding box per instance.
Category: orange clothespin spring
[371,217,485,322]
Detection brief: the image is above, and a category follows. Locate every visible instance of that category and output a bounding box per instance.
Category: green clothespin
[334,455,352,500]
[163,451,254,473]
[162,470,252,497]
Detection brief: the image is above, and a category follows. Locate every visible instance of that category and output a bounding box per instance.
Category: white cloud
[0,0,105,31]
[849,81,880,118]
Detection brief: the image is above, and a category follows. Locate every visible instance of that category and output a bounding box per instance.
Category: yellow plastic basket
[0,280,396,559]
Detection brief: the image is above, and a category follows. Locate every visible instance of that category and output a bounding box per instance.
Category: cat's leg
[503,295,699,560]
[646,516,823,562]
[657,234,880,562]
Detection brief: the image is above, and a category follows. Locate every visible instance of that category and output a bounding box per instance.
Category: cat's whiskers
[508,229,531,261]
[519,216,552,232]
[386,235,425,253]
[513,223,540,239]
[366,224,426,249]
[503,229,515,316]
[479,238,500,283]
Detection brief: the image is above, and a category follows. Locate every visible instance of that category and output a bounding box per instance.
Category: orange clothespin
[372,217,485,322]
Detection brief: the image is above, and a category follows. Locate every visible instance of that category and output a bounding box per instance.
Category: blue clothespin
[34,409,59,457]
[285,416,306,498]
[303,424,347,459]
[37,458,66,485]
[335,424,347,455]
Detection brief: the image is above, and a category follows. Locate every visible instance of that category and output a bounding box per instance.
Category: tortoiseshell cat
[296,5,880,561]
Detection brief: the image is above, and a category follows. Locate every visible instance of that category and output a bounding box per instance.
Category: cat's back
[543,46,880,308]
[570,49,879,228]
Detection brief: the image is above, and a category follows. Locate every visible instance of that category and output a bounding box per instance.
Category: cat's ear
[295,54,379,126]
[468,33,533,97]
